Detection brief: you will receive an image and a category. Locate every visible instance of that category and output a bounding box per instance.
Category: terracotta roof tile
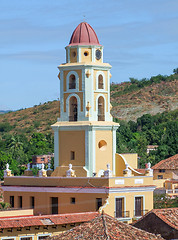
[134,208,178,230]
[0,212,98,229]
[48,214,164,240]
[135,169,145,174]
[152,154,178,170]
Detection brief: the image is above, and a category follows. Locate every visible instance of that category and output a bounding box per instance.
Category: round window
[84,51,89,56]
[98,140,107,151]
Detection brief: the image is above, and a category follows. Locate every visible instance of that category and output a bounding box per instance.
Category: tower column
[88,126,96,177]
[53,126,59,169]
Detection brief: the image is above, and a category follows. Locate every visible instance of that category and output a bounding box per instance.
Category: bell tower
[52,22,119,177]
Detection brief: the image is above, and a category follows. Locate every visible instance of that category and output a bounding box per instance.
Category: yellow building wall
[80,48,92,62]
[52,166,87,177]
[153,179,165,188]
[1,222,81,240]
[121,153,138,169]
[104,191,153,224]
[153,169,173,180]
[109,176,154,187]
[59,130,85,167]
[95,130,113,174]
[70,47,77,63]
[0,209,33,218]
[4,176,109,188]
[115,154,126,177]
[4,191,107,216]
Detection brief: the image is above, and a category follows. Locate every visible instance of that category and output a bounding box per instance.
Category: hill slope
[111,78,178,121]
[0,101,59,135]
[0,73,177,135]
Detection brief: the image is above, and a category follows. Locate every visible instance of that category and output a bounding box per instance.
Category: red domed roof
[69,22,101,46]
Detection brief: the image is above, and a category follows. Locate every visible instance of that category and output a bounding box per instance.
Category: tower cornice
[58,62,112,70]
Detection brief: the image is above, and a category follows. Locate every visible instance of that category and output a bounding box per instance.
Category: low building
[3,153,155,224]
[31,154,54,169]
[152,154,178,180]
[147,145,158,154]
[165,179,178,197]
[152,154,178,190]
[133,208,178,240]
[0,211,98,240]
[48,212,164,240]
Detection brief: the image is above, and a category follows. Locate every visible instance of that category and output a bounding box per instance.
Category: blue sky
[0,0,178,110]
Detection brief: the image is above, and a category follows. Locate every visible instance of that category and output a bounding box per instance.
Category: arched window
[69,74,76,89]
[98,74,104,89]
[98,96,105,121]
[69,96,78,121]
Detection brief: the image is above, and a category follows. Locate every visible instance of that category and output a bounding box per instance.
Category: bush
[0,122,13,132]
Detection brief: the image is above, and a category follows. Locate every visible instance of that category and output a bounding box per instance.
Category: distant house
[49,213,164,240]
[147,145,158,154]
[133,208,178,240]
[164,179,178,197]
[31,154,54,169]
[152,154,178,180]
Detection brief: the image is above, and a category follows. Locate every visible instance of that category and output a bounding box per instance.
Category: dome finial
[83,14,86,22]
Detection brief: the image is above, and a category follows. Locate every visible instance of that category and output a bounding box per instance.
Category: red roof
[69,22,101,46]
[49,213,164,239]
[0,212,98,229]
[134,208,178,230]
[135,169,145,174]
[152,154,178,170]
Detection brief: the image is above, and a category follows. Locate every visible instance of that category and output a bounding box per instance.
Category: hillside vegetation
[111,73,178,121]
[0,70,177,178]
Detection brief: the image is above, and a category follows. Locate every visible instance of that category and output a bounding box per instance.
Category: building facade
[2,22,155,226]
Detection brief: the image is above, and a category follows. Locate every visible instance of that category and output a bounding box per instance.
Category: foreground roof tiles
[0,212,98,229]
[135,208,178,230]
[49,214,164,240]
[152,154,178,170]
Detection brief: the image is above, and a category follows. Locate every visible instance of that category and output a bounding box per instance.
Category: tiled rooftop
[49,213,164,240]
[134,208,178,230]
[0,212,98,229]
[152,154,178,170]
[135,169,145,174]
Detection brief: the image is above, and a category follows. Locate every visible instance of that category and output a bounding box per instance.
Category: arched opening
[98,74,104,89]
[69,96,78,121]
[69,74,76,89]
[98,96,105,121]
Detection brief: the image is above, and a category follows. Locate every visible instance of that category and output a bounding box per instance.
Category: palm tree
[0,202,11,210]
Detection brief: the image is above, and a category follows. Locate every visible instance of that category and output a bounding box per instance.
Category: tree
[154,194,178,209]
[173,68,178,74]
[0,202,11,210]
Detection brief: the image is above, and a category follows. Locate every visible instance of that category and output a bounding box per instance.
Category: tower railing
[98,114,105,121]
[69,115,78,121]
[115,211,130,218]
[69,83,76,89]
[98,83,104,89]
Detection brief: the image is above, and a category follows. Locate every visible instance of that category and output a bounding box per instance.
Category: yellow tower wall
[59,130,85,167]
[80,48,92,62]
[95,130,113,174]
[121,153,138,169]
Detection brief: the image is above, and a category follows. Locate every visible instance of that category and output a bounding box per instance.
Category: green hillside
[0,70,178,178]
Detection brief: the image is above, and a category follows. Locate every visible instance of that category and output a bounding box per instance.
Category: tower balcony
[69,83,76,89]
[69,115,78,122]
[98,114,105,121]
